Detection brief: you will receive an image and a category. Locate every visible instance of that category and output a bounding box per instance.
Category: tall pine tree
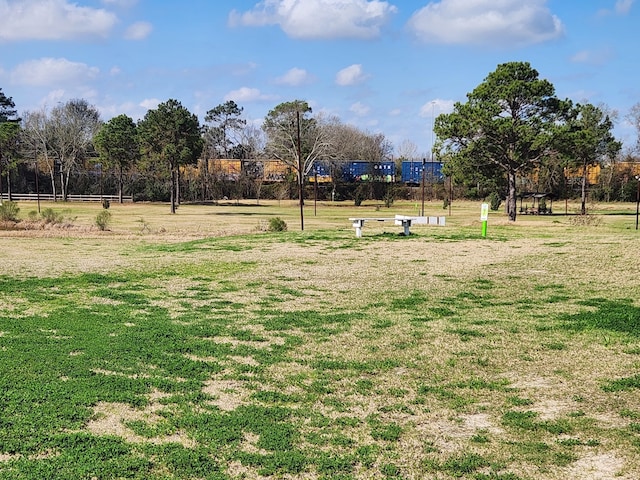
[0,89,21,201]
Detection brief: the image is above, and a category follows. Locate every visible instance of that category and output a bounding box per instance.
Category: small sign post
[480,203,489,238]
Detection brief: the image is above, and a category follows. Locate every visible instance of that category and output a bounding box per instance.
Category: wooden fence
[0,194,133,202]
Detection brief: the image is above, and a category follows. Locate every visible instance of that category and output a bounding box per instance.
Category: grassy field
[1,199,639,479]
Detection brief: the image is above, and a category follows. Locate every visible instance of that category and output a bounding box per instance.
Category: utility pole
[421,158,426,216]
[297,109,304,231]
[314,167,318,216]
[35,160,41,213]
[636,175,640,230]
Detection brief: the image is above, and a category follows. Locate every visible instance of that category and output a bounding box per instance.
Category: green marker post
[480,203,489,238]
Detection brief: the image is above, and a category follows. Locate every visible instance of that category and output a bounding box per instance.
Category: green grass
[2,200,640,478]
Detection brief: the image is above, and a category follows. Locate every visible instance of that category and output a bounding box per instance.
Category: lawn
[0,199,639,479]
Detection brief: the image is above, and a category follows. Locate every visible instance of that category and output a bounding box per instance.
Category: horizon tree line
[2,61,640,220]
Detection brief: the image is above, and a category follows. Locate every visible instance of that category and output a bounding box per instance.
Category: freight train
[205,158,640,187]
[206,159,445,184]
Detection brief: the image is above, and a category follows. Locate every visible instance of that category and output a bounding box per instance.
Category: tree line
[2,61,640,221]
[0,94,391,219]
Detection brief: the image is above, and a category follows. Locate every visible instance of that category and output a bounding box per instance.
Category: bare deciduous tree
[49,99,102,201]
[626,103,640,154]
[21,109,57,199]
[263,100,332,229]
[396,139,418,162]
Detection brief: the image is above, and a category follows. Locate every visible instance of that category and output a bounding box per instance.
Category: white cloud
[407,0,564,47]
[139,98,160,110]
[229,0,397,40]
[565,90,598,104]
[43,89,66,105]
[79,88,99,101]
[336,64,368,86]
[107,99,158,121]
[29,87,99,109]
[275,67,313,86]
[616,0,635,14]
[11,58,99,87]
[598,0,634,16]
[224,87,276,102]
[570,48,613,65]
[0,0,118,41]
[230,62,259,77]
[419,99,454,118]
[124,21,153,40]
[102,0,138,7]
[97,101,135,119]
[350,102,371,116]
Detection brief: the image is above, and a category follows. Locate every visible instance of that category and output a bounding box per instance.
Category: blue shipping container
[401,161,444,183]
[343,161,395,182]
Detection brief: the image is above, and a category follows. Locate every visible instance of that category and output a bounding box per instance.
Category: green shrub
[41,208,63,224]
[268,217,287,232]
[0,201,19,221]
[96,210,112,231]
[488,191,502,211]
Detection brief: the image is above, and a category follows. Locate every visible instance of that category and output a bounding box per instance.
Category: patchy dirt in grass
[205,335,285,348]
[226,460,320,480]
[0,225,537,282]
[91,368,152,380]
[228,355,260,366]
[459,412,503,433]
[183,353,219,363]
[412,411,504,454]
[566,453,630,479]
[511,376,556,390]
[239,432,266,455]
[4,205,640,479]
[0,450,60,462]
[590,412,629,429]
[85,389,195,447]
[202,378,251,411]
[530,398,574,420]
[89,296,123,306]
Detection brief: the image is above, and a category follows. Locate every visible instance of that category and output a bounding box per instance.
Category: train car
[262,159,291,182]
[308,162,332,183]
[610,162,640,178]
[564,164,601,186]
[342,161,395,183]
[208,159,242,181]
[401,161,444,184]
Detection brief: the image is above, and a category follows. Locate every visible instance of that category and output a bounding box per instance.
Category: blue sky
[1,0,639,157]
